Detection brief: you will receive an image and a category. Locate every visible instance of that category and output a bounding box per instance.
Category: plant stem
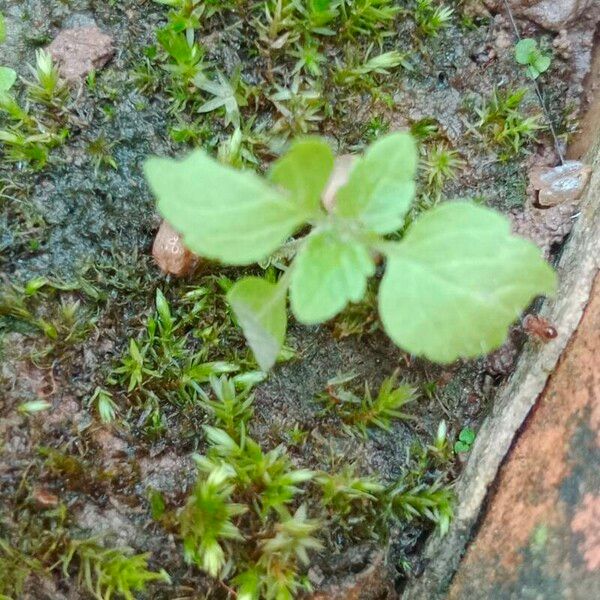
[501,0,564,164]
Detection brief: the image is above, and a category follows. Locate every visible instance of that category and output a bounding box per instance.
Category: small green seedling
[515,38,551,79]
[454,427,475,453]
[0,66,15,92]
[145,132,556,371]
[415,0,454,38]
[90,387,119,424]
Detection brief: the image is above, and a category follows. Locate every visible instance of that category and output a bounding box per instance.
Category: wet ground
[0,1,595,598]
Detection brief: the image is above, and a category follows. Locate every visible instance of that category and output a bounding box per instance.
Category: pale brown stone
[152,220,199,277]
[47,26,115,82]
[484,0,597,31]
[529,160,591,207]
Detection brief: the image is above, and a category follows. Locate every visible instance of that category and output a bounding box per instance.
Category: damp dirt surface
[0,1,597,598]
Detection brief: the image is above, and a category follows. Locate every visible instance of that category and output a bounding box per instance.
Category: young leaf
[530,54,550,79]
[290,229,375,324]
[335,132,417,233]
[144,151,307,265]
[228,276,287,371]
[379,202,556,363]
[269,137,334,214]
[0,66,16,92]
[514,38,537,65]
[18,400,52,414]
[0,13,5,44]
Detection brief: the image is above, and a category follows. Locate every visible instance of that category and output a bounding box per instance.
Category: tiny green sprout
[90,387,119,424]
[475,88,544,158]
[87,136,118,173]
[286,424,309,446]
[454,426,476,453]
[86,68,97,90]
[388,478,454,535]
[316,466,384,515]
[0,12,6,44]
[0,66,33,126]
[26,49,68,106]
[318,372,414,436]
[198,375,254,434]
[256,504,323,597]
[410,117,439,141]
[113,338,154,392]
[24,276,50,296]
[148,488,166,520]
[60,539,170,600]
[291,41,327,77]
[428,420,453,464]
[335,48,407,87]
[179,464,247,577]
[515,38,551,79]
[339,0,399,40]
[18,400,52,415]
[195,70,245,129]
[423,143,465,193]
[415,0,454,38]
[145,132,556,370]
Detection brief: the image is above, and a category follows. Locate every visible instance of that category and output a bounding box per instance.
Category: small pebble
[529,160,592,207]
[152,220,199,277]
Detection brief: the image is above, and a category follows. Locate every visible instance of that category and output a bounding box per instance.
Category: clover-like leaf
[515,38,551,79]
[335,132,417,234]
[290,229,375,324]
[228,276,287,371]
[269,137,334,214]
[379,202,556,363]
[145,151,308,265]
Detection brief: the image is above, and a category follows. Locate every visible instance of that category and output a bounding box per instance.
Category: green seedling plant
[145,132,556,371]
[110,289,239,400]
[515,38,551,79]
[179,464,247,576]
[339,0,399,40]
